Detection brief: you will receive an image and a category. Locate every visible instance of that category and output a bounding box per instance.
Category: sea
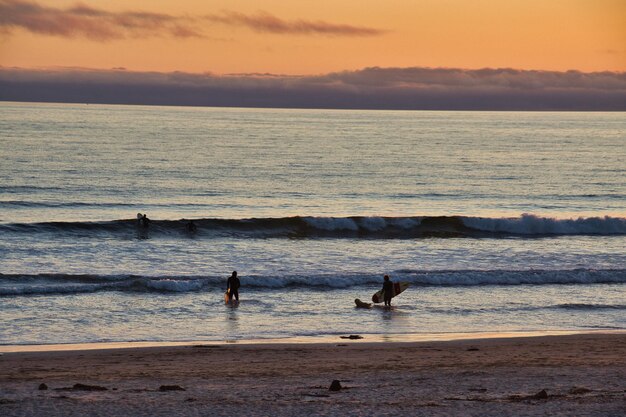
[0,102,624,346]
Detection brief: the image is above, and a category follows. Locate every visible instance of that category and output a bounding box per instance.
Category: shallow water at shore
[2,283,624,346]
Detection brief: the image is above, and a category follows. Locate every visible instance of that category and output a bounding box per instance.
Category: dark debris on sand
[55,383,108,391]
[159,385,186,392]
[329,380,342,391]
[568,387,592,395]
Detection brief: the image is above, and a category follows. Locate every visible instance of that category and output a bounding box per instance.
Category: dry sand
[1,333,624,416]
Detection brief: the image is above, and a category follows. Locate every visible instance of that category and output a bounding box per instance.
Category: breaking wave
[0,214,624,239]
[1,268,624,296]
[553,303,626,310]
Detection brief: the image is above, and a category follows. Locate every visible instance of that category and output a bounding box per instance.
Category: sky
[0,0,625,109]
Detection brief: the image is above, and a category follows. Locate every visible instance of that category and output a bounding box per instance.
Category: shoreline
[2,329,624,353]
[1,333,624,416]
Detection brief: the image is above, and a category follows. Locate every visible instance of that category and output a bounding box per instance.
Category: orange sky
[0,0,624,74]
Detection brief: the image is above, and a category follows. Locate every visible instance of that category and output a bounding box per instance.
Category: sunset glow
[1,0,624,74]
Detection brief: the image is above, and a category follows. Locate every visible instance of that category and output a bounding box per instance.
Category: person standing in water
[382,274,393,307]
[226,271,240,302]
[186,220,197,233]
[141,214,150,228]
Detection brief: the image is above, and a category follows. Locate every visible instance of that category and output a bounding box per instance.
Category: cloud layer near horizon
[1,66,625,110]
[0,0,384,40]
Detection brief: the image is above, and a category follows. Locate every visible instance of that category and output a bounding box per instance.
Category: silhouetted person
[137,213,143,225]
[141,214,150,228]
[355,298,372,308]
[226,271,240,302]
[382,275,393,307]
[186,220,197,233]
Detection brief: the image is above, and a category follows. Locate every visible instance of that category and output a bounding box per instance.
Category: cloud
[1,66,625,110]
[0,0,203,40]
[0,0,385,40]
[206,11,386,36]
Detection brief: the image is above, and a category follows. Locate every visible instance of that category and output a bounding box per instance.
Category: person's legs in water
[384,294,392,307]
[231,289,239,301]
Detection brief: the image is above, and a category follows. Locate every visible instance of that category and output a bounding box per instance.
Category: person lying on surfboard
[355,298,372,308]
[226,271,240,302]
[382,275,393,307]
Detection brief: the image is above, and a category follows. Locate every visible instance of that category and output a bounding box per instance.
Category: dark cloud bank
[1,66,625,110]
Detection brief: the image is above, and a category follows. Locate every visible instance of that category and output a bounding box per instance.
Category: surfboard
[224,291,230,304]
[371,281,409,303]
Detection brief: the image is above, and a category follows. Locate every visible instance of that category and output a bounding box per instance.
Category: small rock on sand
[522,389,548,400]
[159,385,186,392]
[38,383,48,390]
[72,383,108,391]
[55,383,108,391]
[329,380,342,391]
[509,389,549,402]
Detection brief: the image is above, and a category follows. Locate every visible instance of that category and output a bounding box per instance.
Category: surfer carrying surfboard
[382,275,393,307]
[371,277,409,305]
[226,271,240,302]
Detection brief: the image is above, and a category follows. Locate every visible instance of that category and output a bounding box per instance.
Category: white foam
[389,217,421,229]
[359,217,387,231]
[2,269,624,296]
[398,269,626,286]
[239,269,626,288]
[462,214,626,235]
[0,283,121,296]
[145,279,206,292]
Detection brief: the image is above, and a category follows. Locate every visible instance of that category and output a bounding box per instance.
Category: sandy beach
[1,333,624,416]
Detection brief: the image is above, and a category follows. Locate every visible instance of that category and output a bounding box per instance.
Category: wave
[1,269,624,296]
[0,201,135,208]
[427,302,626,314]
[461,214,626,236]
[0,200,220,209]
[0,214,624,238]
[553,303,626,310]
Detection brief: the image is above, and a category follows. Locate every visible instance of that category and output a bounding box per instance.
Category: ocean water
[0,102,624,345]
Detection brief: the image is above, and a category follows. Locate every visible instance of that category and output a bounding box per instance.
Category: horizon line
[2,100,625,113]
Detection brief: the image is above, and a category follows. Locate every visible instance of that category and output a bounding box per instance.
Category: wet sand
[1,333,624,416]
